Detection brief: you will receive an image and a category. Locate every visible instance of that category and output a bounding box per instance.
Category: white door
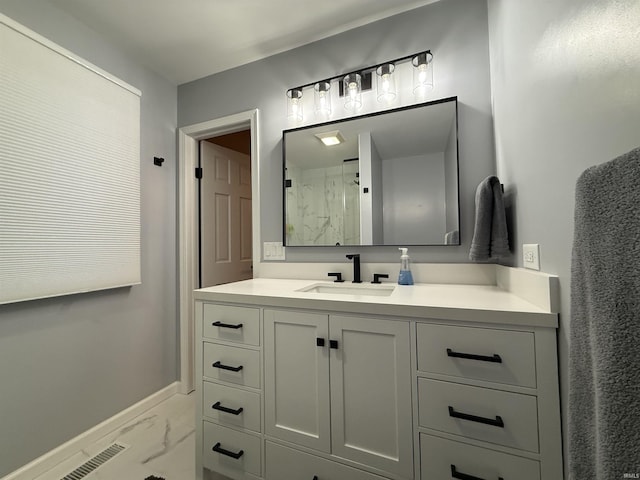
[264,309,331,453]
[329,315,413,479]
[200,141,252,287]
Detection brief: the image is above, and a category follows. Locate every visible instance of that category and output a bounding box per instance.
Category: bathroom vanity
[194,267,562,480]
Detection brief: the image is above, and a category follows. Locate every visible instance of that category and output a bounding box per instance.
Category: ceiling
[50,0,440,85]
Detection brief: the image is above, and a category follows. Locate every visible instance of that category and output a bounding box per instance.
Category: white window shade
[0,15,141,305]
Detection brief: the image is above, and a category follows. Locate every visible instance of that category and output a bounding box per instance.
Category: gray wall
[178,0,495,263]
[487,0,640,472]
[382,153,447,245]
[0,1,178,475]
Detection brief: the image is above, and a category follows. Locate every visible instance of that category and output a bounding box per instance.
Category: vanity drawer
[420,434,540,480]
[266,441,388,480]
[416,323,536,388]
[418,378,539,453]
[203,381,261,433]
[203,421,261,477]
[203,342,260,389]
[203,304,260,346]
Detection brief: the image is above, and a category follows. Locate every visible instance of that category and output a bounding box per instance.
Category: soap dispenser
[398,248,414,285]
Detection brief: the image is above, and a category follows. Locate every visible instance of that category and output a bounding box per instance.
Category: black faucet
[328,272,344,283]
[346,254,362,283]
[372,273,389,284]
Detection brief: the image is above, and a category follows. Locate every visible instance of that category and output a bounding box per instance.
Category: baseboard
[2,381,180,480]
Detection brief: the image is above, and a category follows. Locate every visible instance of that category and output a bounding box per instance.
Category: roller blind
[0,14,141,304]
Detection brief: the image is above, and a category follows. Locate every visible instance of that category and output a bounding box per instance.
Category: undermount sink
[298,283,396,297]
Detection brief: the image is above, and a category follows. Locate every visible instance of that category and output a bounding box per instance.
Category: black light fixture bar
[288,49,432,93]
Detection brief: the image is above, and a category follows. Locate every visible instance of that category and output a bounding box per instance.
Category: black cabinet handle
[212,442,244,459]
[313,476,318,480]
[212,401,244,415]
[446,348,502,363]
[451,464,504,480]
[212,321,243,329]
[329,340,339,349]
[317,338,325,347]
[212,361,243,372]
[448,406,504,428]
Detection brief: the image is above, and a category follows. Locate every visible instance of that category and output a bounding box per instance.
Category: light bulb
[287,88,303,121]
[343,73,362,112]
[382,74,390,93]
[412,52,433,97]
[314,81,331,116]
[418,64,428,83]
[375,63,396,103]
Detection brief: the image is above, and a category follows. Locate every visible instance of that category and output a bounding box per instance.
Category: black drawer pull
[212,442,244,459]
[313,477,318,480]
[329,340,339,349]
[212,361,243,372]
[448,406,504,428]
[212,401,244,415]
[212,321,243,329]
[451,464,504,480]
[317,338,325,347]
[446,348,502,363]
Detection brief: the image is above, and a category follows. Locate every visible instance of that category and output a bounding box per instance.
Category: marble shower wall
[286,164,360,246]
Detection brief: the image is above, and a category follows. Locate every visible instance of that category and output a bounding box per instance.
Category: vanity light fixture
[285,49,433,121]
[314,130,345,146]
[343,73,363,112]
[412,51,434,97]
[376,63,396,103]
[314,81,332,116]
[287,88,303,122]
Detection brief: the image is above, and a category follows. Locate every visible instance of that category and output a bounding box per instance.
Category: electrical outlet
[523,244,540,271]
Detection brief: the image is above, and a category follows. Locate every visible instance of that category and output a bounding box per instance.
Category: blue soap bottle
[398,248,414,285]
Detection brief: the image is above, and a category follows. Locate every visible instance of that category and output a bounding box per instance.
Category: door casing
[177,109,260,393]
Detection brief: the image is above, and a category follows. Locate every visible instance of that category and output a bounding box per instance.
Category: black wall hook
[153,157,164,166]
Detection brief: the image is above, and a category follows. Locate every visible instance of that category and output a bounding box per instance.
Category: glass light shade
[412,52,434,97]
[287,88,303,121]
[314,81,331,116]
[343,73,362,112]
[376,63,396,103]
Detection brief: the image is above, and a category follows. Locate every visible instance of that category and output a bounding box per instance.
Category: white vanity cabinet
[264,309,413,479]
[413,321,562,480]
[194,275,563,480]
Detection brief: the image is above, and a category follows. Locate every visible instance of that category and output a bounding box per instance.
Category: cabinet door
[330,315,413,479]
[264,309,330,452]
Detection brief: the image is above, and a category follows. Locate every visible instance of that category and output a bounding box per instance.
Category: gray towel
[569,147,640,480]
[469,175,509,261]
[444,229,459,245]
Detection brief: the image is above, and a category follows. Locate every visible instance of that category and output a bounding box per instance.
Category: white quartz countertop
[194,278,558,328]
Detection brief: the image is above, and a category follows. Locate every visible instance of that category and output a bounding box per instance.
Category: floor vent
[61,443,127,480]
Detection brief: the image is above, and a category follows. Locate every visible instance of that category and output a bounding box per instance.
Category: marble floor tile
[36,393,195,480]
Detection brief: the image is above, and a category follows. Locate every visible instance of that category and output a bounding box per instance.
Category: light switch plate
[264,242,286,261]
[523,244,540,270]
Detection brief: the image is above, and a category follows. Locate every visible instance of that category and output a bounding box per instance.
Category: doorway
[199,131,253,288]
[177,109,260,393]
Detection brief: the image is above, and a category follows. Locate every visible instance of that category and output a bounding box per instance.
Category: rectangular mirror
[283,96,459,247]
